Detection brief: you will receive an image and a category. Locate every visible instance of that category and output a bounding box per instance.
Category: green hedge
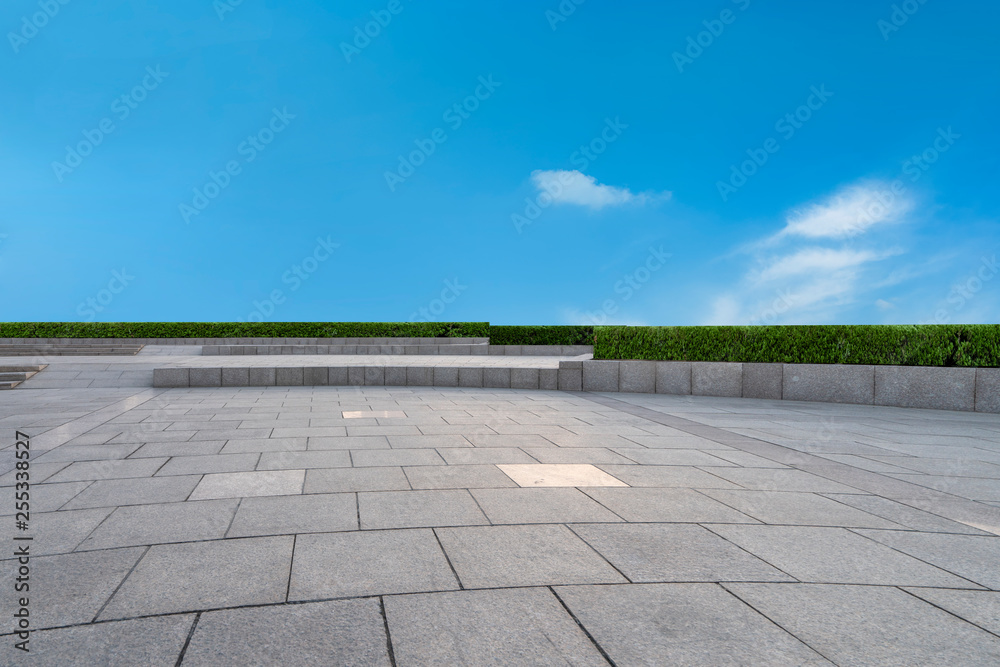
[594,325,1000,367]
[489,326,594,346]
[0,322,490,339]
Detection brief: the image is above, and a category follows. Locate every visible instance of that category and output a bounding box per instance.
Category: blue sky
[2,0,998,326]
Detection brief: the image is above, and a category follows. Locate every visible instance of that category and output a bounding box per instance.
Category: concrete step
[202,344,593,357]
[0,365,47,389]
[0,345,143,356]
[0,381,19,390]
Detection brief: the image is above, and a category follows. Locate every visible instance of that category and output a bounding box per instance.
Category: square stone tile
[557,583,831,666]
[384,588,608,666]
[403,464,519,489]
[904,588,1000,635]
[183,599,390,666]
[698,490,902,528]
[571,523,793,583]
[728,583,1000,666]
[256,450,351,470]
[708,525,981,587]
[189,470,304,500]
[99,536,294,619]
[78,499,239,550]
[437,524,627,588]
[854,530,1000,589]
[155,453,259,476]
[62,476,201,510]
[496,463,628,487]
[0,615,195,667]
[305,467,410,493]
[472,487,624,524]
[582,487,758,523]
[227,492,357,537]
[289,529,458,600]
[358,489,488,529]
[0,547,144,629]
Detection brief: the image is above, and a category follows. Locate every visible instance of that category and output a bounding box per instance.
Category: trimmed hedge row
[0,322,490,339]
[593,325,1000,367]
[489,326,594,346]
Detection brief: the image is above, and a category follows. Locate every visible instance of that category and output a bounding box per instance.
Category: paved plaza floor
[3,353,1000,665]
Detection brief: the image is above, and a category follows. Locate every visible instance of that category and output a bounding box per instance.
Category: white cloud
[530,169,669,210]
[875,299,895,310]
[774,182,914,241]
[752,247,895,284]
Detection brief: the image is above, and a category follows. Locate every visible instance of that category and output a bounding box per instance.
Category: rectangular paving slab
[556,583,832,666]
[99,535,294,619]
[78,499,239,550]
[854,529,1000,589]
[470,487,625,524]
[358,489,488,529]
[305,466,411,493]
[289,528,458,600]
[62,475,201,510]
[189,470,305,500]
[226,492,358,537]
[581,487,758,523]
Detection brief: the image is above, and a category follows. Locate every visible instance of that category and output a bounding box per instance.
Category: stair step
[0,373,30,382]
[0,381,20,390]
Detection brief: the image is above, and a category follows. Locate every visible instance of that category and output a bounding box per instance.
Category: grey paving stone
[483,367,511,388]
[437,524,627,588]
[62,475,201,510]
[155,453,259,476]
[582,487,757,523]
[596,464,742,488]
[510,368,539,390]
[40,458,165,484]
[404,464,519,489]
[888,473,1000,502]
[698,490,902,528]
[227,492,357,537]
[539,368,558,390]
[612,448,732,466]
[221,367,250,387]
[431,366,457,387]
[385,588,608,666]
[307,435,389,450]
[471,487,624,524]
[358,489,488,529]
[558,367,582,391]
[466,434,554,448]
[257,450,351,470]
[183,598,390,666]
[99,536,294,619]
[0,614,195,667]
[328,366,349,385]
[572,523,793,583]
[708,525,980,587]
[904,588,1000,636]
[976,368,1000,413]
[742,363,783,399]
[876,365,976,411]
[190,367,222,387]
[0,547,144,629]
[153,367,189,387]
[728,583,1000,667]
[437,447,537,464]
[289,528,457,600]
[78,498,238,550]
[406,366,433,386]
[1,508,113,557]
[520,447,635,464]
[458,367,483,387]
[275,367,304,386]
[302,366,329,386]
[305,467,410,493]
[691,362,743,398]
[362,366,384,386]
[855,529,1000,589]
[35,443,141,463]
[783,363,875,405]
[654,361,691,394]
[189,470,304,500]
[387,434,471,449]
[583,360,620,392]
[823,493,993,535]
[130,440,226,458]
[704,467,864,493]
[220,437,306,454]
[350,448,446,468]
[618,360,655,394]
[557,583,831,666]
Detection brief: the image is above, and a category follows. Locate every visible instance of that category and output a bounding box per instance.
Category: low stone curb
[202,344,593,356]
[155,359,1000,413]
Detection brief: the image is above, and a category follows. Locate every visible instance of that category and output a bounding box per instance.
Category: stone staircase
[0,365,47,389]
[0,344,144,356]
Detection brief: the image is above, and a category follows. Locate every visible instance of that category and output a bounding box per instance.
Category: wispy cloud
[530,169,669,210]
[704,180,915,325]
